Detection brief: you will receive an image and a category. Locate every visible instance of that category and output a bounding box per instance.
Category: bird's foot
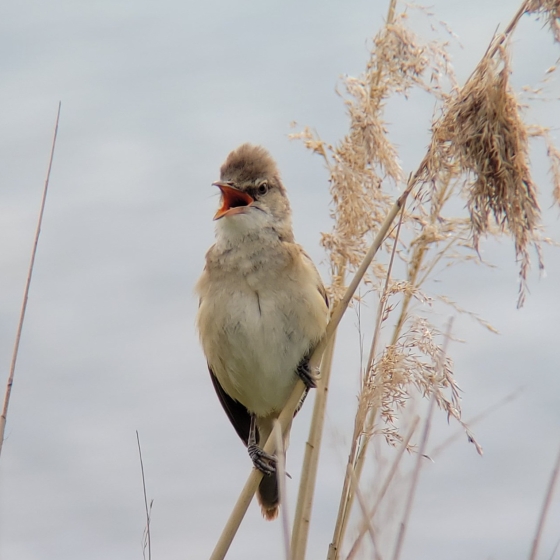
[296,359,318,389]
[248,444,277,476]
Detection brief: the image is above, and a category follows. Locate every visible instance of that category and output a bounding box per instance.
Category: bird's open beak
[213,182,254,220]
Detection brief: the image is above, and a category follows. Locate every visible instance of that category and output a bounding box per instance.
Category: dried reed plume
[424,46,542,307]
[292,7,455,300]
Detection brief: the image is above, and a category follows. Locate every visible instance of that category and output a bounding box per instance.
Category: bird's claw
[248,444,277,476]
[296,360,318,389]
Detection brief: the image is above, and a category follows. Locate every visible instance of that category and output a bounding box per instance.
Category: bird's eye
[257,182,269,196]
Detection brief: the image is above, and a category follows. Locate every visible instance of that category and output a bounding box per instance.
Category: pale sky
[1,1,559,559]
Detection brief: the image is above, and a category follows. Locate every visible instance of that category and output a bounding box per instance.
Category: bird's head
[212,144,293,241]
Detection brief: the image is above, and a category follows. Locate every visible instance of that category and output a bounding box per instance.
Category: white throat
[215,207,277,247]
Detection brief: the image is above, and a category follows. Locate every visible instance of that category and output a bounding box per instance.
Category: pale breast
[196,241,328,417]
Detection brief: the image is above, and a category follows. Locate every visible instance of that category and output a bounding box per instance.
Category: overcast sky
[1,1,560,559]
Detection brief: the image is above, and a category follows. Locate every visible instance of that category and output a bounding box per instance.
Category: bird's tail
[257,473,279,520]
[256,417,292,520]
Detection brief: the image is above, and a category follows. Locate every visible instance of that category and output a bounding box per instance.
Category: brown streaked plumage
[195,143,328,519]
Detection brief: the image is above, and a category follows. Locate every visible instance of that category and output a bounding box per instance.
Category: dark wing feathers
[208,366,255,446]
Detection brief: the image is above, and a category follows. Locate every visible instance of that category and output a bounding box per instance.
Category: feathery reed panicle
[370,318,461,439]
[292,9,455,300]
[425,47,542,306]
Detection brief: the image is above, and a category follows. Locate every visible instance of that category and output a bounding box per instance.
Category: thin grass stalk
[290,329,337,560]
[548,538,560,560]
[327,441,363,560]
[348,468,382,560]
[136,431,152,560]
[209,175,414,560]
[273,420,292,560]
[389,177,453,346]
[391,394,436,560]
[415,236,458,288]
[429,387,522,459]
[391,318,453,560]
[346,417,420,560]
[365,207,405,381]
[343,206,406,529]
[528,444,560,560]
[0,102,61,459]
[390,243,427,345]
[328,173,421,560]
[479,0,531,67]
[328,205,406,560]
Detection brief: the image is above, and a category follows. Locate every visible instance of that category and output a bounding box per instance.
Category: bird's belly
[203,289,312,417]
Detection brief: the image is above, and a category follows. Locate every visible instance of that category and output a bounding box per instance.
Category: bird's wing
[208,365,255,446]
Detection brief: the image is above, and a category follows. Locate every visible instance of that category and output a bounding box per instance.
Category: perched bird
[195,144,329,520]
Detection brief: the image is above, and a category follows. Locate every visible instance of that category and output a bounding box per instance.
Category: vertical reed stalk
[0,102,61,459]
[528,444,560,560]
[290,329,337,559]
[328,199,407,560]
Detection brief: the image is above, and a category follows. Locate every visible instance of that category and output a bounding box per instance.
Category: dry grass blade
[367,204,406,369]
[290,331,337,560]
[136,431,152,560]
[0,102,61,459]
[429,387,523,459]
[328,203,407,560]
[348,468,382,560]
[391,318,453,560]
[350,206,406,489]
[273,420,292,560]
[346,416,419,560]
[528,444,560,560]
[548,538,560,560]
[391,394,436,560]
